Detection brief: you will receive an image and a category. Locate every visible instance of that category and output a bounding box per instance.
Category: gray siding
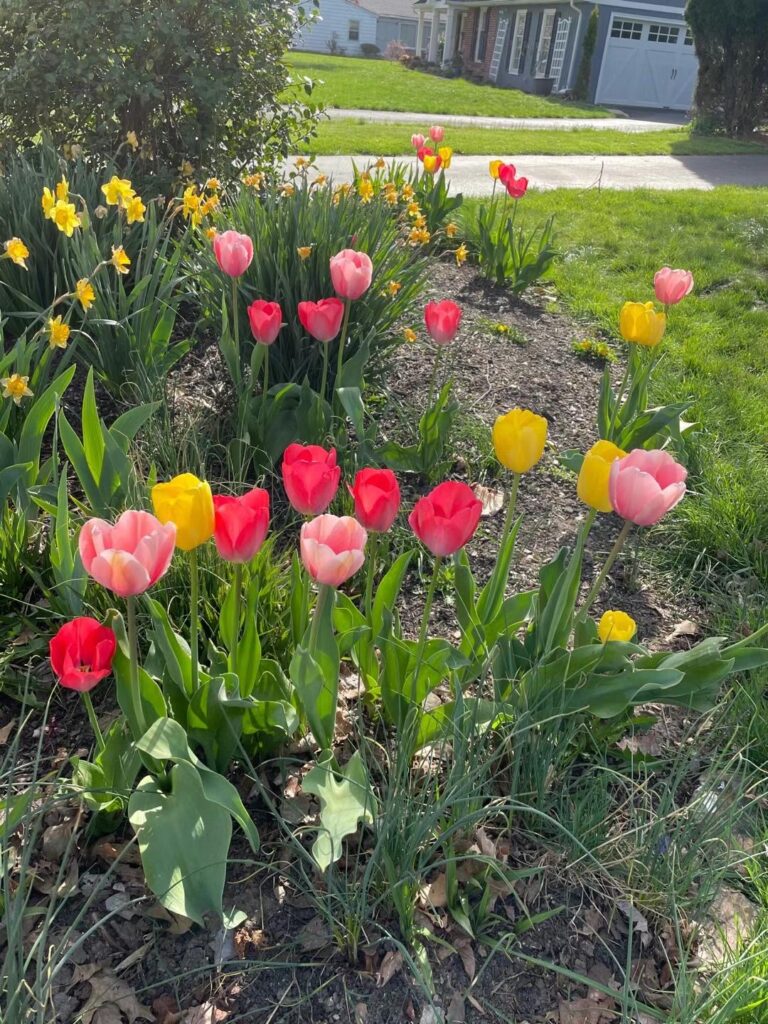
[494,4,583,94]
[376,16,418,51]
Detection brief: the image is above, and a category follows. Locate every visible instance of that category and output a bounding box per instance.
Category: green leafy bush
[465,201,556,292]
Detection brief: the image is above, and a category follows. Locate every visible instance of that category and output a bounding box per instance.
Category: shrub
[574,5,599,101]
[361,43,380,57]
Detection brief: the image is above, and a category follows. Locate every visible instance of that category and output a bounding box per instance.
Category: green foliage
[303,751,377,871]
[0,0,320,187]
[574,6,599,101]
[379,381,458,480]
[466,201,556,292]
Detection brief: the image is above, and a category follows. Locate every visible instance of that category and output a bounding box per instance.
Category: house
[294,0,436,56]
[413,0,698,111]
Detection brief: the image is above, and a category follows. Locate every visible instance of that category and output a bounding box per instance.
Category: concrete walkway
[325,107,685,133]
[300,154,768,193]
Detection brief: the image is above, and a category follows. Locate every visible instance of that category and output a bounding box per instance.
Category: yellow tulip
[492,408,548,473]
[151,473,214,551]
[489,160,503,180]
[619,301,666,347]
[438,146,453,169]
[598,610,637,643]
[423,154,440,174]
[577,440,626,513]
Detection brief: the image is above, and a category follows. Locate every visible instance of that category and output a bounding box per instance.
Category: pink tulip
[411,133,426,149]
[213,230,254,277]
[330,248,373,301]
[654,267,694,306]
[429,125,445,143]
[79,510,176,597]
[609,449,687,527]
[300,514,367,587]
[298,298,345,343]
[424,299,461,345]
[499,164,529,198]
[247,300,283,345]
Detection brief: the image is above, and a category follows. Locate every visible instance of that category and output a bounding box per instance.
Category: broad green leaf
[303,752,376,871]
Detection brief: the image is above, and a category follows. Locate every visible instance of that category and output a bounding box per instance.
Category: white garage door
[596,16,698,110]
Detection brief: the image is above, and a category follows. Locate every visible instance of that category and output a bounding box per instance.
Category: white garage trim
[597,1,688,13]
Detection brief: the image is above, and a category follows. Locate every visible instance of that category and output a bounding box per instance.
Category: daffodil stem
[580,519,633,618]
[320,341,330,404]
[364,531,380,622]
[82,692,105,754]
[126,597,146,738]
[335,298,352,408]
[232,561,242,679]
[189,548,200,691]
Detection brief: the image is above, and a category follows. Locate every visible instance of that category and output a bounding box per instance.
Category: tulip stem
[426,346,444,410]
[501,472,521,544]
[580,519,633,618]
[81,692,105,754]
[364,531,380,622]
[189,548,200,691]
[320,341,330,405]
[412,556,442,702]
[231,277,240,381]
[261,347,270,418]
[310,584,333,651]
[126,596,146,738]
[232,561,243,679]
[334,298,352,409]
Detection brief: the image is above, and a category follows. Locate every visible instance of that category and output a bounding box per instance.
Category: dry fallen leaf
[665,619,700,643]
[418,872,447,910]
[297,915,332,952]
[446,993,466,1023]
[558,995,614,1024]
[42,821,74,862]
[180,1003,228,1024]
[376,949,403,988]
[454,936,476,981]
[71,965,153,1024]
[473,483,504,518]
[0,718,16,745]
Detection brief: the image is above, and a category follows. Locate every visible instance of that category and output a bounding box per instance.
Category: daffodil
[111,246,131,275]
[180,160,195,177]
[42,188,56,219]
[200,195,219,216]
[205,227,217,240]
[455,244,468,267]
[280,182,296,198]
[126,130,139,151]
[358,179,374,204]
[125,195,146,224]
[181,185,200,220]
[445,223,458,238]
[101,175,135,206]
[387,281,402,297]
[3,237,30,269]
[1,373,33,405]
[52,201,81,237]
[56,177,69,201]
[403,327,417,344]
[48,316,71,349]
[74,278,96,311]
[401,184,415,201]
[297,246,313,261]
[243,173,263,188]
[205,177,221,192]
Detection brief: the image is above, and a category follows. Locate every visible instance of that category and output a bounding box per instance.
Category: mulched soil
[2,260,711,1024]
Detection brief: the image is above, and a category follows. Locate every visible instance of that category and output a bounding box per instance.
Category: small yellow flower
[1,373,33,406]
[375,157,387,169]
[455,244,468,267]
[205,227,217,240]
[200,195,219,216]
[281,182,296,197]
[126,130,139,151]
[297,246,313,261]
[3,237,30,270]
[445,222,458,238]
[413,215,427,229]
[492,408,548,474]
[407,202,421,218]
[181,185,200,220]
[401,184,415,201]
[294,157,309,169]
[403,327,417,344]
[101,175,135,207]
[56,177,69,201]
[151,473,215,552]
[489,160,503,181]
[358,179,374,204]
[598,610,637,644]
[111,245,131,275]
[387,280,402,297]
[312,174,328,188]
[52,200,81,237]
[180,160,195,177]
[408,226,431,246]
[205,177,221,192]
[383,188,398,206]
[125,194,146,224]
[243,173,263,188]
[48,316,71,350]
[74,278,96,311]
[42,187,56,219]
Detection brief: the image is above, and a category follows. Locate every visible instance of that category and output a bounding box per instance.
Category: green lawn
[464,188,768,594]
[303,119,765,156]
[287,52,614,119]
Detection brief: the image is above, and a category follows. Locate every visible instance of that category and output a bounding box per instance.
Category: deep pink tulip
[282,443,342,515]
[213,230,254,277]
[654,267,694,306]
[349,468,400,533]
[411,133,426,149]
[300,515,367,587]
[79,510,176,597]
[429,125,445,143]
[247,300,283,345]
[417,145,434,163]
[499,164,529,198]
[424,299,461,345]
[609,449,687,527]
[213,487,270,563]
[298,298,345,342]
[409,480,482,557]
[330,248,373,301]
[49,617,117,693]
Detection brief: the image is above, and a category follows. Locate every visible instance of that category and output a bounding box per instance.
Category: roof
[353,0,419,20]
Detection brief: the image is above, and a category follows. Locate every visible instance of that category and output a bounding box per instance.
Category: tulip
[438,146,453,170]
[409,480,482,558]
[499,164,529,198]
[577,440,627,514]
[213,230,254,278]
[489,160,503,181]
[330,248,373,302]
[300,514,367,588]
[411,133,426,149]
[429,125,445,143]
[492,408,547,474]
[424,300,461,346]
[49,617,116,693]
[151,473,215,552]
[423,154,443,175]
[247,300,282,345]
[609,449,687,527]
[79,510,176,598]
[349,468,400,533]
[417,146,434,163]
[213,487,270,563]
[283,443,341,516]
[598,610,637,644]
[654,267,694,306]
[298,298,345,343]
[619,301,666,348]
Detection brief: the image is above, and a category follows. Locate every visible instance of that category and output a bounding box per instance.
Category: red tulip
[247,300,283,345]
[424,299,461,345]
[282,443,341,515]
[213,487,270,563]
[330,249,373,301]
[349,468,400,533]
[49,617,117,693]
[298,298,345,343]
[213,230,254,277]
[499,164,529,198]
[417,146,434,163]
[409,480,482,557]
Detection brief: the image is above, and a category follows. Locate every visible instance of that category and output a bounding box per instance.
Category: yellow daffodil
[243,173,263,188]
[455,244,468,267]
[619,301,666,348]
[3,237,30,270]
[48,316,71,349]
[438,146,453,169]
[205,177,221,192]
[294,157,308,169]
[125,195,146,224]
[74,278,96,311]
[200,195,219,216]
[387,281,402,297]
[205,227,217,240]
[401,184,415,201]
[445,222,458,238]
[111,245,131,275]
[489,160,503,181]
[375,157,387,169]
[52,200,81,237]
[281,183,296,198]
[383,188,398,206]
[312,174,328,188]
[598,610,637,644]
[181,185,200,220]
[126,130,139,151]
[55,177,69,201]
[577,440,626,513]
[358,179,374,204]
[180,160,195,177]
[151,472,215,551]
[403,327,417,344]
[1,373,33,406]
[408,226,431,246]
[42,187,56,219]
[407,202,421,218]
[101,175,135,207]
[297,246,313,261]
[492,408,548,474]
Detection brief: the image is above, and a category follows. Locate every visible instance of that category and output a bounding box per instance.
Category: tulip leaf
[303,751,376,871]
[372,549,413,639]
[415,698,501,750]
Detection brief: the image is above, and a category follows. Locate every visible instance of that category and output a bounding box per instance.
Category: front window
[474,7,488,62]
[348,19,360,42]
[534,9,557,78]
[508,9,528,75]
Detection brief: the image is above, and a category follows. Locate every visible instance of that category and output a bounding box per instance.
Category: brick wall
[460,7,497,79]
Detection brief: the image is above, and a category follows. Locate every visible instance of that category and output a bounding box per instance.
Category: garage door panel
[596,17,698,110]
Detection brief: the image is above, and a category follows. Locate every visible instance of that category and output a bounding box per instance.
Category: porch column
[441,6,458,66]
[427,10,441,63]
[416,10,426,56]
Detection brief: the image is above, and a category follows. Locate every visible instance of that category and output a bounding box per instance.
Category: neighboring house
[294,0,429,55]
[413,0,698,111]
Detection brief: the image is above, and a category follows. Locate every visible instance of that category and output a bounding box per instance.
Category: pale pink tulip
[79,510,176,597]
[300,515,367,588]
[213,230,254,277]
[609,449,687,527]
[429,125,445,143]
[411,133,426,149]
[330,248,373,301]
[654,267,694,305]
